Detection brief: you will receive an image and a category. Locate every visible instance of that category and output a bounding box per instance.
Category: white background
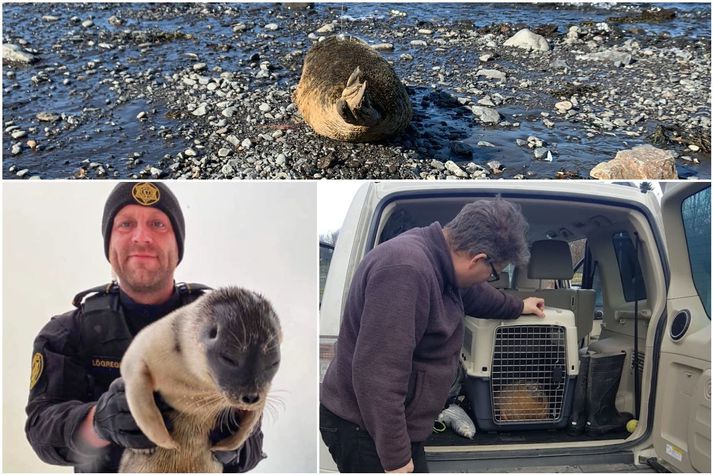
[3,181,318,473]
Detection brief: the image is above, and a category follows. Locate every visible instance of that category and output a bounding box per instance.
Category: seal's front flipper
[211,409,262,452]
[337,67,381,126]
[123,360,178,450]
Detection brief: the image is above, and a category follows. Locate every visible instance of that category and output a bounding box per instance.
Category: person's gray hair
[444,198,530,266]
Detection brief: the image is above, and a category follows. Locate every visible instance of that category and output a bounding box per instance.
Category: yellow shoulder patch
[131,182,161,206]
[30,352,44,389]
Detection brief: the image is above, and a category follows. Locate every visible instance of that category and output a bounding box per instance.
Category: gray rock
[184,148,197,157]
[477,96,495,107]
[149,167,162,177]
[503,29,550,52]
[445,160,468,177]
[241,138,252,149]
[372,43,394,52]
[276,154,286,166]
[316,23,335,34]
[479,53,494,62]
[218,148,231,157]
[16,169,29,177]
[136,111,147,120]
[487,160,503,173]
[430,159,445,171]
[259,103,271,112]
[527,136,544,148]
[264,23,279,31]
[590,145,678,179]
[192,104,207,116]
[576,50,633,66]
[534,147,548,159]
[193,63,207,71]
[81,19,94,28]
[11,143,22,155]
[3,44,37,64]
[11,130,27,139]
[516,139,527,147]
[410,40,428,47]
[476,69,506,81]
[222,107,237,118]
[221,164,235,175]
[471,106,501,124]
[555,100,573,113]
[42,15,60,22]
[226,135,240,146]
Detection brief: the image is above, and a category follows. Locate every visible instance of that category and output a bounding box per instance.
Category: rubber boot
[567,351,590,435]
[585,352,634,435]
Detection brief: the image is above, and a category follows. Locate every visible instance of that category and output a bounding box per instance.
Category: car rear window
[681,187,711,318]
[612,231,647,302]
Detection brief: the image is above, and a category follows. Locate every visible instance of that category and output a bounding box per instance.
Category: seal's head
[197,287,281,409]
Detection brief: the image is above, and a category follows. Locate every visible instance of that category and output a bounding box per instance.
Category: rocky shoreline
[2,3,710,179]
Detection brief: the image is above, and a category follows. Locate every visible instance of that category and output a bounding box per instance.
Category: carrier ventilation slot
[491,325,568,424]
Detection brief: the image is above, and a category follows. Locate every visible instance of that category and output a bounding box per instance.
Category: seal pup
[293,35,412,142]
[118,287,281,472]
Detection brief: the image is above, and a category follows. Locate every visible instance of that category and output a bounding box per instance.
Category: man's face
[108,205,178,295]
[453,252,504,288]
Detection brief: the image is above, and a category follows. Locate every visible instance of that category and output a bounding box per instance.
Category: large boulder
[590,145,678,179]
[503,29,550,52]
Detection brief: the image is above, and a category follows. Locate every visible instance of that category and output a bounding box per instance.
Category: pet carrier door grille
[491,325,568,424]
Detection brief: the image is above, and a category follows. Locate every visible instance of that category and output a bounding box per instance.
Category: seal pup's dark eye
[208,325,218,339]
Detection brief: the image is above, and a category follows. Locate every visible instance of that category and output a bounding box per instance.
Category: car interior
[373,193,664,450]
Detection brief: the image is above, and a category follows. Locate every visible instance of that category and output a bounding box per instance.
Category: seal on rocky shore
[118,287,281,472]
[293,35,412,142]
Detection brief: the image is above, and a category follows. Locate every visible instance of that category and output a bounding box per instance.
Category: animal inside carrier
[460,309,579,431]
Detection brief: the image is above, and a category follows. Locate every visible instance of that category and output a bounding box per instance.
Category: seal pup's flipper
[210,408,263,452]
[123,359,178,450]
[336,66,381,127]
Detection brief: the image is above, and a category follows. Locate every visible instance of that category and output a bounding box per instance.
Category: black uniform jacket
[25,283,265,473]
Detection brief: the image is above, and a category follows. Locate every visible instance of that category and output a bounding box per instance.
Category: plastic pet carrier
[461,309,579,431]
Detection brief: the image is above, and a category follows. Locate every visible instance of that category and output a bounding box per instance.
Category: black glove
[210,409,266,470]
[93,377,174,449]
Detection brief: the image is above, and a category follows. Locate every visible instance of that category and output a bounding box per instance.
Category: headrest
[528,240,574,280]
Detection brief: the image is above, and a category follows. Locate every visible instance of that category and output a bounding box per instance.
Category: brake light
[320,336,337,383]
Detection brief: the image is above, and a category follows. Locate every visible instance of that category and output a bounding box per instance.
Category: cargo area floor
[426,426,629,446]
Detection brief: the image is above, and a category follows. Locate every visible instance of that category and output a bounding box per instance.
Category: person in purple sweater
[320,198,545,473]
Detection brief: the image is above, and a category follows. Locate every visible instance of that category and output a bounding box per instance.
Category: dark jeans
[320,404,428,473]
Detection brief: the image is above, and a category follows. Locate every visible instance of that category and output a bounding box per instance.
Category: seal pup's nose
[241,394,260,404]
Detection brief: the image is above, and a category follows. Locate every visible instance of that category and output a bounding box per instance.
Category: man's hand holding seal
[91,378,173,449]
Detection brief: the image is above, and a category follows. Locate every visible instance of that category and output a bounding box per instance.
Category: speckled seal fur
[118,287,281,472]
[294,35,412,143]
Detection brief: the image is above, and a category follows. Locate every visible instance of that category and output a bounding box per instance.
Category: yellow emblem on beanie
[131,182,161,206]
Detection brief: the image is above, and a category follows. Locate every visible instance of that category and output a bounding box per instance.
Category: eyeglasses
[486,258,500,283]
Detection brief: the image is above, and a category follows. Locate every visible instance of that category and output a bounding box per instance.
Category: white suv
[320,182,710,473]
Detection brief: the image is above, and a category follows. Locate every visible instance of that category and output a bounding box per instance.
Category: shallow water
[2,2,710,179]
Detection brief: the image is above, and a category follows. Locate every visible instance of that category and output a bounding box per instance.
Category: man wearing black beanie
[25,182,265,473]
